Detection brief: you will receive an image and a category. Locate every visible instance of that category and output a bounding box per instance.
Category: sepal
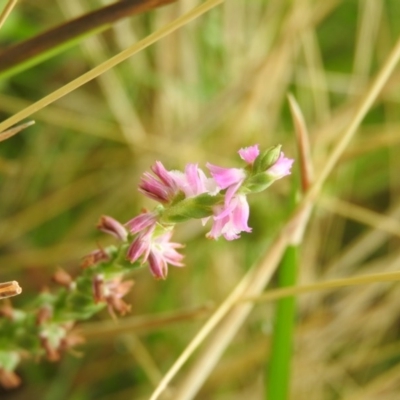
[253,145,282,173]
[160,193,223,223]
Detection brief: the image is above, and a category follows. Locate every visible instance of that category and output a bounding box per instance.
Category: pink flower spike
[266,152,294,180]
[125,212,157,235]
[238,145,260,164]
[206,163,246,190]
[97,216,128,241]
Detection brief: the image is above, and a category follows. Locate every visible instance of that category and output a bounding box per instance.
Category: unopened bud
[52,268,73,288]
[253,145,282,173]
[97,216,128,241]
[0,281,22,299]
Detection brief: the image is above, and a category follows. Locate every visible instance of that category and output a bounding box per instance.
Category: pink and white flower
[169,163,218,198]
[125,211,157,235]
[207,194,251,240]
[238,145,260,164]
[266,152,294,180]
[126,227,184,279]
[206,163,246,190]
[139,161,178,203]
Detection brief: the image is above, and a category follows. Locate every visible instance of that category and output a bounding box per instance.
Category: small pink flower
[126,228,184,279]
[206,163,246,190]
[238,145,260,164]
[151,161,177,188]
[170,163,217,198]
[139,161,178,203]
[97,216,128,241]
[207,194,251,241]
[125,211,157,235]
[126,227,154,263]
[266,152,294,179]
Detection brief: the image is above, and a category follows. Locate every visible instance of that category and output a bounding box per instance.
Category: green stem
[266,170,299,399]
[266,245,298,400]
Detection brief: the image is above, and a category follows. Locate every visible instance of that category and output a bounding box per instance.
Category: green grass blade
[266,244,298,400]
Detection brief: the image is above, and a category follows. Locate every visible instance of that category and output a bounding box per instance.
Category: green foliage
[1,0,400,399]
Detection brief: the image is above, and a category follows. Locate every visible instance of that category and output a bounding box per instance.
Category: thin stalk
[266,178,298,400]
[0,0,18,30]
[241,270,400,304]
[0,0,175,79]
[266,245,298,400]
[0,0,223,134]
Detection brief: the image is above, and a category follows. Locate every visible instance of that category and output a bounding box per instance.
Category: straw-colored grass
[1,0,400,399]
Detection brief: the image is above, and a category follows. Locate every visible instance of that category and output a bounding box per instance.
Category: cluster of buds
[0,144,293,388]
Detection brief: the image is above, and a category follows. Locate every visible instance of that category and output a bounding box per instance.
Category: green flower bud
[253,144,282,174]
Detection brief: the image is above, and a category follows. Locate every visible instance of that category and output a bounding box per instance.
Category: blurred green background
[1,0,400,399]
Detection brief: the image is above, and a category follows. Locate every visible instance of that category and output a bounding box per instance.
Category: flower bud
[265,152,294,180]
[52,268,74,288]
[253,145,282,173]
[97,216,128,241]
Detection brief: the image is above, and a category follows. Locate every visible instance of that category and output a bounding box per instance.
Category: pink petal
[206,164,246,190]
[97,216,128,241]
[125,212,157,234]
[238,145,260,164]
[266,152,294,179]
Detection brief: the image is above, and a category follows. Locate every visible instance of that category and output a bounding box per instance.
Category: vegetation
[1,0,400,399]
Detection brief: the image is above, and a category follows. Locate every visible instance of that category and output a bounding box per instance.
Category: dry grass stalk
[0,281,22,299]
[150,23,400,400]
[0,0,18,30]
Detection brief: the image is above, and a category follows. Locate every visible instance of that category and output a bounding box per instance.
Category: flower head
[169,163,217,198]
[238,145,260,164]
[139,161,179,203]
[207,194,251,240]
[127,227,184,279]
